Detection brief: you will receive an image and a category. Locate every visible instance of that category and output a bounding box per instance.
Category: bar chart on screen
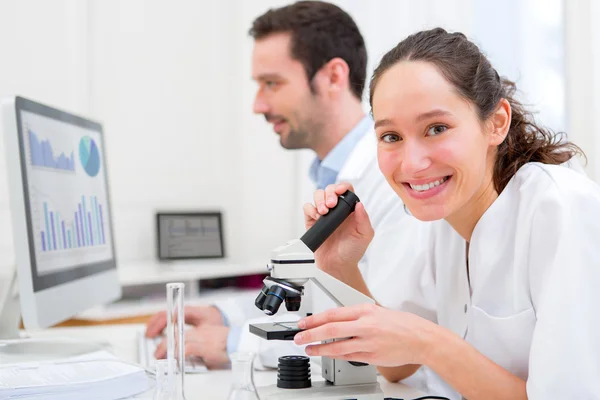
[38,195,107,252]
[30,189,112,275]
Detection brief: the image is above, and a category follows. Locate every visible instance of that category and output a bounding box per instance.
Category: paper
[0,351,150,400]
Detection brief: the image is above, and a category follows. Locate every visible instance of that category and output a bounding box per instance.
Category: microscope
[249,191,384,400]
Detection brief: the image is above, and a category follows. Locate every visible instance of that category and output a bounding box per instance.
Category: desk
[29,324,429,399]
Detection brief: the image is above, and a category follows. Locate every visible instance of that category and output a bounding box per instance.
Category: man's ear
[488,98,511,146]
[314,57,350,97]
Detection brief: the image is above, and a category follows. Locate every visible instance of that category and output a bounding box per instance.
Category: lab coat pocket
[468,306,536,380]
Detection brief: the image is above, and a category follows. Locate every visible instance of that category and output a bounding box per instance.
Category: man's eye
[265,81,278,89]
[426,125,447,136]
[381,133,400,143]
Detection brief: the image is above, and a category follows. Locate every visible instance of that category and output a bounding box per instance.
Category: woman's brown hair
[369,27,583,193]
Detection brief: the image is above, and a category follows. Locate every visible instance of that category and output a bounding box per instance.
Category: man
[145,0,433,375]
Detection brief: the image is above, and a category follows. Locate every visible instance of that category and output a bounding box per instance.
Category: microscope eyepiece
[300,190,360,252]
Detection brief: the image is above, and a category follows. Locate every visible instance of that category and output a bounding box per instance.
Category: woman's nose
[400,141,432,175]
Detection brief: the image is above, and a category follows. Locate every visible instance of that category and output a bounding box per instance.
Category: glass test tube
[153,359,171,400]
[166,282,186,400]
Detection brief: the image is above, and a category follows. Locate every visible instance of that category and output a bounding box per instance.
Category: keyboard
[136,330,208,374]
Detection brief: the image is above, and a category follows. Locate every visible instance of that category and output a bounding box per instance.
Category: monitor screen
[15,98,116,292]
[157,213,224,259]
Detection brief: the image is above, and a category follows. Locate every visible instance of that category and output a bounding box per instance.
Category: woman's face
[373,61,501,222]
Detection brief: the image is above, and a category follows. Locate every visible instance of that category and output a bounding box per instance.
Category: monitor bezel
[14,96,118,292]
[156,211,226,260]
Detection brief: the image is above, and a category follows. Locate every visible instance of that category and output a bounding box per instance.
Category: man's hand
[154,325,231,369]
[145,305,224,338]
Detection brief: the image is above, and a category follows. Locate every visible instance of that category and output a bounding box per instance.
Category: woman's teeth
[409,176,448,192]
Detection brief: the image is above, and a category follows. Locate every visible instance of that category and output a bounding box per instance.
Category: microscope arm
[255,190,369,316]
[268,239,374,308]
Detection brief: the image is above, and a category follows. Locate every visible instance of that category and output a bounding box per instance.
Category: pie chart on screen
[79,136,101,177]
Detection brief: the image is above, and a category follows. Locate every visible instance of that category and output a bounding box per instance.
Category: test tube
[153,359,171,400]
[166,282,186,399]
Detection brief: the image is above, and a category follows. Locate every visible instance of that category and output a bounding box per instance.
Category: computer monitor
[156,212,225,260]
[0,96,121,338]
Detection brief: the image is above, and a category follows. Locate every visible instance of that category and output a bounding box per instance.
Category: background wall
[565,0,600,181]
[0,0,590,276]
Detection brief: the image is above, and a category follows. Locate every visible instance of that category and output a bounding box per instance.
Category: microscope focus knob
[277,355,311,389]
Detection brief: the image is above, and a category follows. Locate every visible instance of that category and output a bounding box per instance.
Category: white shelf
[117,259,268,287]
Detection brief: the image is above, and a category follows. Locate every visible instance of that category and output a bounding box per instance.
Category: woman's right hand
[303,183,374,277]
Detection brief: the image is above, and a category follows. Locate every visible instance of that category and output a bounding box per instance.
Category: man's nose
[253,93,269,114]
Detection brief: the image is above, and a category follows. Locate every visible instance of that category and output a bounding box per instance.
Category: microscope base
[257,380,383,400]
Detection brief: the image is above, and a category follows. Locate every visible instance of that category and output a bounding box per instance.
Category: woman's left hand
[293,304,437,367]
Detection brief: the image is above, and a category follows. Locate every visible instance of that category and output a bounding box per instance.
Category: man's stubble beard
[281,103,327,151]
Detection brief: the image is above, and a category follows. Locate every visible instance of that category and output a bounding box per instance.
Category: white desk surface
[117,259,267,287]
[28,324,429,399]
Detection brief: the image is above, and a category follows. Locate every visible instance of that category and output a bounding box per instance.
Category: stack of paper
[0,350,150,400]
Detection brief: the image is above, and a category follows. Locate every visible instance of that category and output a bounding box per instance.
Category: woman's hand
[304,182,374,275]
[293,304,437,367]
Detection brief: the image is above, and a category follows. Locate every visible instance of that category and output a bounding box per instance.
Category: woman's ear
[488,98,511,146]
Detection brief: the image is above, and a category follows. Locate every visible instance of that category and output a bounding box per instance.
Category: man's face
[252,33,326,150]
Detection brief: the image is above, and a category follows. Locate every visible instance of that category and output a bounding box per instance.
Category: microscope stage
[249,321,304,341]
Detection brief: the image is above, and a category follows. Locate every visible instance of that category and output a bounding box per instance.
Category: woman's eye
[426,125,447,136]
[381,133,400,143]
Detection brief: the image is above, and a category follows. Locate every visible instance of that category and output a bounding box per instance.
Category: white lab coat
[231,129,438,371]
[422,162,600,399]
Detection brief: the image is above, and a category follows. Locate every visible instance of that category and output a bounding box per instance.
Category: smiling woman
[369,28,581,232]
[297,27,600,400]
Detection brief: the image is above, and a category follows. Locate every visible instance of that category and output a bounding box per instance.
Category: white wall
[473,0,566,132]
[87,0,298,264]
[565,0,600,181]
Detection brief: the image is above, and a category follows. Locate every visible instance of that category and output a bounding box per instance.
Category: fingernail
[294,333,303,344]
[297,320,306,329]
[305,346,313,356]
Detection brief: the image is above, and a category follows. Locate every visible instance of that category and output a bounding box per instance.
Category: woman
[293,28,600,399]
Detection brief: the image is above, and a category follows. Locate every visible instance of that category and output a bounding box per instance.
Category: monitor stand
[0,270,20,340]
[0,270,110,364]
